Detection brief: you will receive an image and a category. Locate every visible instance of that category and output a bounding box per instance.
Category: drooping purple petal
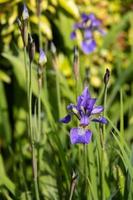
[67,104,75,111]
[59,114,71,123]
[80,115,89,126]
[70,31,76,40]
[70,127,92,144]
[92,116,107,124]
[91,106,103,114]
[74,22,84,29]
[81,39,96,54]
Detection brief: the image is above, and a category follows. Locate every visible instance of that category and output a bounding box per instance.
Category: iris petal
[82,86,91,99]
[81,40,96,54]
[59,114,71,123]
[84,29,92,39]
[81,13,89,22]
[80,115,89,126]
[92,116,107,124]
[86,98,96,113]
[70,31,76,40]
[70,127,92,144]
[91,106,103,114]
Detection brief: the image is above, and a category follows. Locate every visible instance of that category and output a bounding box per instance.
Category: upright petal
[70,127,92,144]
[86,98,96,113]
[84,29,92,39]
[59,114,71,123]
[80,115,89,126]
[91,106,103,114]
[82,87,91,99]
[81,39,96,54]
[92,116,107,124]
[77,96,83,110]
[81,13,89,22]
[88,13,96,21]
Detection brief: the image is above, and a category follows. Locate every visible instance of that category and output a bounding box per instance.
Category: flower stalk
[51,42,61,118]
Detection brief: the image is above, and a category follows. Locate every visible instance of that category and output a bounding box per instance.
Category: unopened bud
[28,34,35,63]
[104,68,110,85]
[73,46,79,80]
[39,49,47,66]
[50,41,56,55]
[22,4,29,20]
[21,20,28,47]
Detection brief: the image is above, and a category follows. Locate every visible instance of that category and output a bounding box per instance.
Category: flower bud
[22,21,28,46]
[104,68,110,86]
[50,41,56,55]
[39,49,47,66]
[22,4,29,20]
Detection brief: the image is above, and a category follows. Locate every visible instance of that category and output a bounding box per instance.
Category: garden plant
[0,0,133,199]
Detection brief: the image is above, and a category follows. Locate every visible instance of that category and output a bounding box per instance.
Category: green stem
[32,141,40,200]
[29,62,40,200]
[37,87,41,180]
[24,47,29,111]
[38,88,41,142]
[120,88,124,137]
[69,188,74,200]
[56,70,61,119]
[29,62,32,139]
[84,144,87,196]
[101,145,105,200]
[100,84,108,200]
[103,84,107,138]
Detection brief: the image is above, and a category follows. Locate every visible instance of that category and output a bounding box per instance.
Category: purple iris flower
[70,13,105,54]
[60,87,107,144]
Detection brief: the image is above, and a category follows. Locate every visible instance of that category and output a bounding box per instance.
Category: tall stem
[100,84,108,200]
[56,69,61,118]
[84,144,87,196]
[29,62,40,200]
[24,47,29,111]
